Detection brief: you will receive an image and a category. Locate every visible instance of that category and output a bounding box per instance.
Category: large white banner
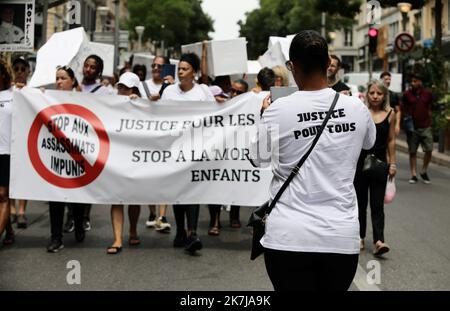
[10,88,272,206]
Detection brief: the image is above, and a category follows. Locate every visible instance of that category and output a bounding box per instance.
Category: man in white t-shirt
[137,57,175,101]
[250,30,376,291]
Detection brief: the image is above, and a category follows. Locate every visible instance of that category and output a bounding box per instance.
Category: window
[344,28,353,47]
[389,22,399,42]
[413,12,422,40]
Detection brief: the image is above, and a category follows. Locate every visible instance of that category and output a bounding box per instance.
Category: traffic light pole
[368,51,373,81]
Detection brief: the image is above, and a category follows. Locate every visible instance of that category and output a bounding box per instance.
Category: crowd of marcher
[0,29,437,290]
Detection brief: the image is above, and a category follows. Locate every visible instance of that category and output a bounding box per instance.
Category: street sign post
[395,32,415,53]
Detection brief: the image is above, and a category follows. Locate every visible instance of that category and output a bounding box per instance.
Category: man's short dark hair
[12,57,30,68]
[257,67,276,91]
[380,71,391,79]
[133,64,147,79]
[234,79,249,92]
[180,53,200,72]
[289,31,329,75]
[411,72,424,82]
[329,54,341,68]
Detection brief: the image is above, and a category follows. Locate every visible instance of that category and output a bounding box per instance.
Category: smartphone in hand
[160,64,176,80]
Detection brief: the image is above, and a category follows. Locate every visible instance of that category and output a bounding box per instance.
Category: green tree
[239,0,362,59]
[127,0,214,52]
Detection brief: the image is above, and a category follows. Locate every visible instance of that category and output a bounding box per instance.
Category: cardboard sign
[29,27,114,87]
[182,38,248,77]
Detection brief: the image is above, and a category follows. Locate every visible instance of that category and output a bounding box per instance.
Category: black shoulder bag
[247,92,340,260]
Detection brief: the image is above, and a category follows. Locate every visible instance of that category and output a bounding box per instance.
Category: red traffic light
[369,28,378,37]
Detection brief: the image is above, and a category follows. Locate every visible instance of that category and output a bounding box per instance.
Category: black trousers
[230,205,240,221]
[173,204,200,233]
[264,249,358,291]
[354,169,388,243]
[49,202,85,240]
[66,204,92,220]
[208,204,221,227]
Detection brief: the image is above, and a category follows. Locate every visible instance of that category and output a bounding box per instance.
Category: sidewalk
[396,135,450,168]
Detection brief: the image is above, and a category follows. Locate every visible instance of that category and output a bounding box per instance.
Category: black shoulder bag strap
[142,81,152,98]
[265,92,340,214]
[90,84,102,93]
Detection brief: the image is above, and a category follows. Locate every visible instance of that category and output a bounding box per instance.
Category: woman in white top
[251,31,376,291]
[107,72,143,255]
[47,66,89,253]
[0,60,14,244]
[161,53,214,102]
[162,53,214,254]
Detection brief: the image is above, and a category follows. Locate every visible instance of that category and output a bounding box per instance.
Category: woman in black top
[354,80,396,256]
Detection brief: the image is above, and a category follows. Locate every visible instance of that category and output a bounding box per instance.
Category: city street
[1,152,449,291]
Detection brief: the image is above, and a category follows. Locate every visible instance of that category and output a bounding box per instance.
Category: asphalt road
[1,152,450,291]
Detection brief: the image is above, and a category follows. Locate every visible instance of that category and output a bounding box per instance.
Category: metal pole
[114,0,120,72]
[321,12,326,38]
[41,0,49,48]
[368,50,373,81]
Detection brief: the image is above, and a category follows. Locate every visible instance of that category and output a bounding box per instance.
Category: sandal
[3,232,15,245]
[128,236,141,246]
[208,226,220,236]
[106,245,122,254]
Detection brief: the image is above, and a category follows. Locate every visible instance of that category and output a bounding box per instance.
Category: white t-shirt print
[250,88,376,254]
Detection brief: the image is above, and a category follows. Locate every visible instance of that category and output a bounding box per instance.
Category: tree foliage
[239,0,362,59]
[127,0,214,51]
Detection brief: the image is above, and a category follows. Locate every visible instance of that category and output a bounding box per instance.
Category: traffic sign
[395,33,415,53]
[27,104,110,189]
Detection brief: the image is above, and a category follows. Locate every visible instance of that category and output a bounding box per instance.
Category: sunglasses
[151,64,163,69]
[56,65,72,71]
[13,66,28,72]
[231,88,244,95]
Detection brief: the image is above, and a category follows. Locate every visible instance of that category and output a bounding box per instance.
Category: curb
[396,139,450,168]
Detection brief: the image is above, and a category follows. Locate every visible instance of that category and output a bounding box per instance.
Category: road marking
[352,263,381,291]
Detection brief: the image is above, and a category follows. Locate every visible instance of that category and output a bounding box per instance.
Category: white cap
[116,72,140,89]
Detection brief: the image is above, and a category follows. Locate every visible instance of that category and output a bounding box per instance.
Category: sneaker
[173,230,187,248]
[145,214,157,228]
[47,239,64,253]
[409,176,418,184]
[2,230,15,246]
[373,240,390,256]
[230,219,241,229]
[17,214,28,229]
[155,216,171,232]
[63,219,75,233]
[75,229,85,242]
[10,214,17,224]
[82,219,91,231]
[185,234,202,253]
[420,172,431,184]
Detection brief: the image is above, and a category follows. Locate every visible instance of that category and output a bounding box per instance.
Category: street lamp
[135,25,145,52]
[397,2,412,96]
[161,24,165,57]
[397,2,412,32]
[97,6,109,32]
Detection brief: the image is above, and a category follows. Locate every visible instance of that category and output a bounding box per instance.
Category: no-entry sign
[27,104,110,188]
[395,32,415,53]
